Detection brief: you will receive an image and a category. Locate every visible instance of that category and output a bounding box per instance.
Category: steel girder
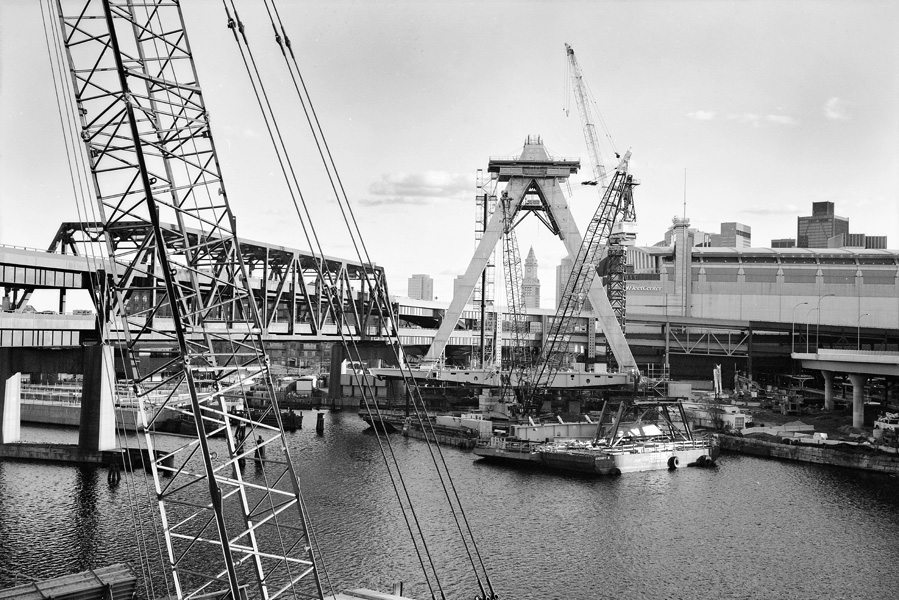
[667,328,751,357]
[50,221,389,341]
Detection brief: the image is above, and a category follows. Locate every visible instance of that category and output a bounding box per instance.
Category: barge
[474,398,719,475]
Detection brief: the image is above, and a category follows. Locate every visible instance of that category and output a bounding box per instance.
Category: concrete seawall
[21,402,81,426]
[719,434,899,474]
[0,442,107,464]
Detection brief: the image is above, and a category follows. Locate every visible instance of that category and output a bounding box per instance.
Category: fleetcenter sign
[626,284,663,292]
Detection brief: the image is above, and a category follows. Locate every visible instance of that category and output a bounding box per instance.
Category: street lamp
[791,301,808,354]
[815,293,836,351]
[805,307,818,353]
[857,313,869,350]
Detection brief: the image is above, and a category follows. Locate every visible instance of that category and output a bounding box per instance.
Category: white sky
[2,0,898,307]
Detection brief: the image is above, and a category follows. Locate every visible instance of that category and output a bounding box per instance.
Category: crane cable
[218,2,453,597]
[223,0,497,596]
[258,1,497,596]
[222,1,486,596]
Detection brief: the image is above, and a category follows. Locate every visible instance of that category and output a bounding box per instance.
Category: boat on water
[474,398,719,475]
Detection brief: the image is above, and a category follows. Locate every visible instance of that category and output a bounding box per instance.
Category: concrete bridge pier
[821,370,835,411]
[0,350,21,443]
[0,345,116,450]
[848,373,868,429]
[78,345,116,452]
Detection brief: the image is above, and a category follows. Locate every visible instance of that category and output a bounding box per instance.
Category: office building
[709,222,751,248]
[407,274,433,301]
[797,202,849,248]
[657,221,750,248]
[795,201,887,249]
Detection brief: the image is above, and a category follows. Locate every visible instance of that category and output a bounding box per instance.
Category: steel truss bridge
[2,222,390,346]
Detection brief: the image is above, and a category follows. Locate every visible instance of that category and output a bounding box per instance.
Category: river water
[2,412,898,600]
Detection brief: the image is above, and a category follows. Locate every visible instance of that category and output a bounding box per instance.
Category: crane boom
[564,43,638,372]
[565,43,607,188]
[53,2,323,598]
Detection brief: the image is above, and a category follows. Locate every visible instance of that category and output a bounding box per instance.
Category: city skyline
[1,1,897,305]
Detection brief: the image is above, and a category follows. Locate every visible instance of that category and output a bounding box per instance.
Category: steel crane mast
[500,192,529,377]
[53,1,323,598]
[565,43,607,188]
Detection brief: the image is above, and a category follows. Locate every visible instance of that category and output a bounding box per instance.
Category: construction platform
[369,366,631,389]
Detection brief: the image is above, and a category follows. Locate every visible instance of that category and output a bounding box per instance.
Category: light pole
[805,307,818,353]
[857,313,869,350]
[816,293,836,351]
[791,301,808,354]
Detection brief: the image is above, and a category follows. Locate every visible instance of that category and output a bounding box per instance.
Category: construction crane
[565,43,609,189]
[565,43,638,371]
[499,191,529,384]
[48,3,501,600]
[51,2,324,598]
[522,152,638,412]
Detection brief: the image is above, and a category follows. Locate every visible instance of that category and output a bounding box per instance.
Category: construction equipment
[522,152,638,411]
[51,2,323,598]
[500,191,529,381]
[564,43,638,371]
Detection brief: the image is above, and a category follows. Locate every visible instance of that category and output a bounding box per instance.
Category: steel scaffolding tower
[54,1,323,598]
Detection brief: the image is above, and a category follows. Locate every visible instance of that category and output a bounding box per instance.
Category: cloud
[766,114,797,126]
[824,97,850,120]
[727,113,796,127]
[361,171,472,206]
[687,110,715,121]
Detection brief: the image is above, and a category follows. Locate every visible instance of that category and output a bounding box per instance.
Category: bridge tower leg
[821,370,835,411]
[78,345,116,452]
[0,349,21,444]
[848,373,868,429]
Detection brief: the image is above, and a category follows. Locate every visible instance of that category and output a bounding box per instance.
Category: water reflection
[73,467,99,573]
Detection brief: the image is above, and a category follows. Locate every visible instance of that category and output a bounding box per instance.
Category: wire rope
[218,2,447,597]
[258,2,497,596]
[217,6,482,596]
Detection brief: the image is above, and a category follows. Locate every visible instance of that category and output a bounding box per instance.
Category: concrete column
[0,349,22,444]
[848,373,868,430]
[821,370,835,411]
[78,345,117,452]
[672,217,693,318]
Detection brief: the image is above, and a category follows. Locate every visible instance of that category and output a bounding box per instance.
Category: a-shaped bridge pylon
[423,137,637,373]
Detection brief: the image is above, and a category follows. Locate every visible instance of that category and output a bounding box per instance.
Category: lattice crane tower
[53,1,324,598]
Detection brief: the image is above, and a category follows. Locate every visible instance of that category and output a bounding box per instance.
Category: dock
[718,433,899,474]
[0,443,172,471]
[0,564,136,600]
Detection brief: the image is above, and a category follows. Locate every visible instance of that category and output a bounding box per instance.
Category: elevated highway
[793,348,899,428]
